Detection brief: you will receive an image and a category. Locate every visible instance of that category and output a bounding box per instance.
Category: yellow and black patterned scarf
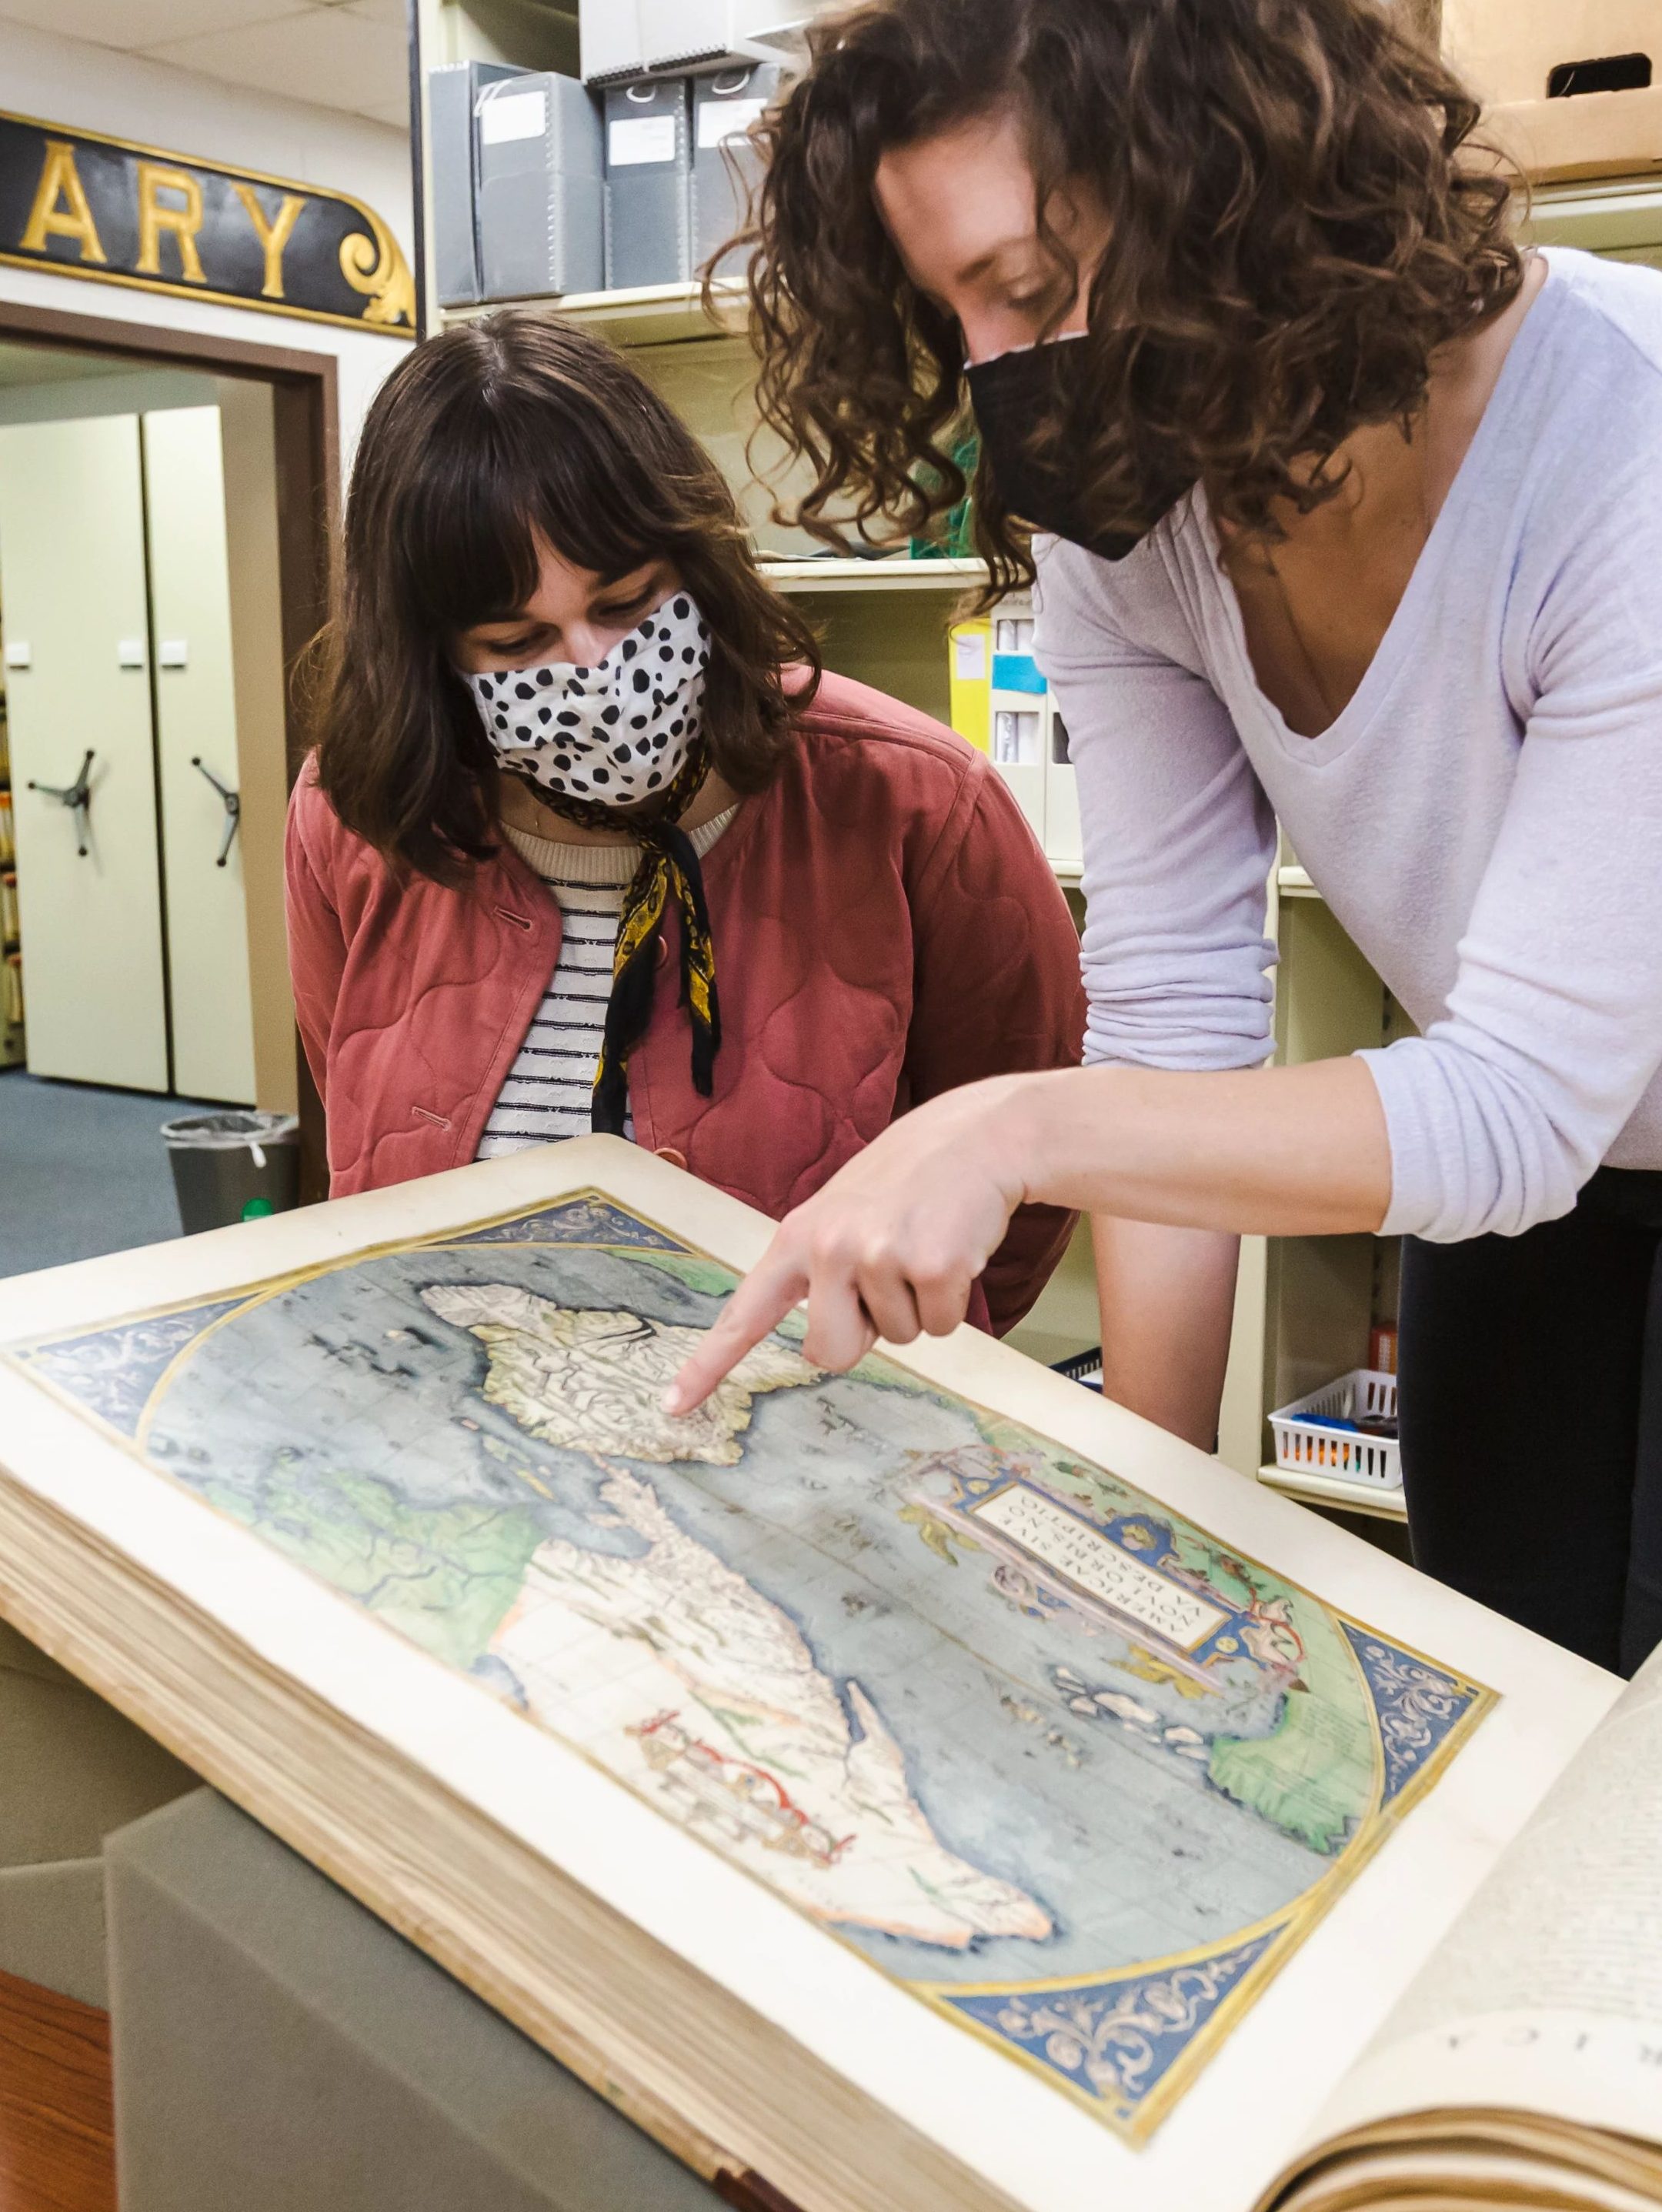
[510,739,721,1136]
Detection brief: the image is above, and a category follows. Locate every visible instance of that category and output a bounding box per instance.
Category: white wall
[0,18,415,462]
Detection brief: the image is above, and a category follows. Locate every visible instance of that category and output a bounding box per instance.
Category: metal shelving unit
[442,277,745,345]
[759,556,988,595]
[1526,176,1662,263]
[1257,1461,1408,1523]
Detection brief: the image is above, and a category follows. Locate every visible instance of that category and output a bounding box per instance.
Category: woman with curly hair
[671,0,1662,1675]
[286,312,1085,1339]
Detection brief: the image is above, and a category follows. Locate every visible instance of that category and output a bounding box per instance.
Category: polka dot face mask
[465,592,711,811]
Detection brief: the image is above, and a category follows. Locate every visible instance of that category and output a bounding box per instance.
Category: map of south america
[425,1281,1055,1947]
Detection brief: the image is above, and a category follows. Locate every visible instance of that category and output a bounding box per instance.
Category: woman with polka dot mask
[288,309,1086,1342]
[467,591,709,810]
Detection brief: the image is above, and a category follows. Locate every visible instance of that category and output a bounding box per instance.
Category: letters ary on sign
[0,109,414,333]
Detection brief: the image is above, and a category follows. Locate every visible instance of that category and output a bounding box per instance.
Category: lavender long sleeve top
[1033,248,1662,1241]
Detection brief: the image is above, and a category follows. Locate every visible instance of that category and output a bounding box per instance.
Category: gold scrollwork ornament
[339,208,416,329]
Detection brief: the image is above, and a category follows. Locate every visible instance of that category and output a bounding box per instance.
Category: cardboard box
[1443,0,1661,182]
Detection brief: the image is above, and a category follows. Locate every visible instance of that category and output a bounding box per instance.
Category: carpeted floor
[0,1071,216,1279]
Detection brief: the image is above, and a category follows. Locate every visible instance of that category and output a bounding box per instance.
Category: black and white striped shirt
[476,811,736,1160]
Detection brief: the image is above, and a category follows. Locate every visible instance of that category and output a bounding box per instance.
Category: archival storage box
[1443,0,1662,182]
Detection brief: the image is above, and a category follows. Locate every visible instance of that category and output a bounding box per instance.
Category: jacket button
[655,934,670,969]
[655,1146,688,1170]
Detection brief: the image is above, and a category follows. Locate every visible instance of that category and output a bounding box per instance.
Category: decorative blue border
[943,1932,1280,2124]
[933,1632,1483,2123]
[451,1197,688,1252]
[13,1300,247,1440]
[1342,1624,1483,1804]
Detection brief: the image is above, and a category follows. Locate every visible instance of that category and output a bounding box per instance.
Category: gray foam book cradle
[2,1613,722,2207]
[106,1790,723,2211]
[0,1616,195,2008]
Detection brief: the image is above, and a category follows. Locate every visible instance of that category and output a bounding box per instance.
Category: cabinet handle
[28,749,95,857]
[191,756,242,867]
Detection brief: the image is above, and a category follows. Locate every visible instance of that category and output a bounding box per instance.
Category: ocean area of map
[7,1191,1494,2137]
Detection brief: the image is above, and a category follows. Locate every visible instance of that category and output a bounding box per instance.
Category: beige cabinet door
[0,415,169,1091]
[143,408,256,1106]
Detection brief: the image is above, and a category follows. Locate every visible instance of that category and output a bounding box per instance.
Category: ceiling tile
[0,0,292,48]
[145,5,407,117]
[342,0,405,27]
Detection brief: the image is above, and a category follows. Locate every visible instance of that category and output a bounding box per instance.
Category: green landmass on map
[199,1463,542,1673]
[1208,1669,1375,1855]
[624,1250,739,1298]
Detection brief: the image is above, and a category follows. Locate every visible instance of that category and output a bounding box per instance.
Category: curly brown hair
[743,0,1522,584]
[312,312,819,882]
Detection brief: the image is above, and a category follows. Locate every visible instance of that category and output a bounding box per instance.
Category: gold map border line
[2,1186,1497,2148]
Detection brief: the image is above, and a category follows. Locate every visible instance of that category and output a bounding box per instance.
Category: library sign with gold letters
[0,110,414,333]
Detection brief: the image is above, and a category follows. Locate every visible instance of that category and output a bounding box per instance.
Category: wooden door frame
[0,296,336,1198]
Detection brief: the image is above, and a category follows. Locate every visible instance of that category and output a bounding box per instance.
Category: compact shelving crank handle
[192,756,242,867]
[28,749,95,857]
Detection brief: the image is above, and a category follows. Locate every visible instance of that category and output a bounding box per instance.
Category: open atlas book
[0,1138,1655,2212]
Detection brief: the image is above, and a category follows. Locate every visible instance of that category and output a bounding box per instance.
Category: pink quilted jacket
[285,670,1086,1334]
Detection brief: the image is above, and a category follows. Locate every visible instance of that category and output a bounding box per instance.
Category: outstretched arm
[665,1054,1388,1413]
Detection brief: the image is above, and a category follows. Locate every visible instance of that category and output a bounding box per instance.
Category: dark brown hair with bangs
[312,311,819,882]
[741,0,1522,586]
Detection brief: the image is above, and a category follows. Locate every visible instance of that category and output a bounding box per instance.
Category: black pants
[1400,1168,1662,1677]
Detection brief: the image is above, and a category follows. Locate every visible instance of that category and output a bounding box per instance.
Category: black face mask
[965,334,1193,561]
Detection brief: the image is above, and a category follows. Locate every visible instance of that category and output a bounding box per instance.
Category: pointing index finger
[662,1246,805,1415]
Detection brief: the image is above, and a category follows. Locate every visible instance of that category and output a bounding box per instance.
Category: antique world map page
[0,1146,1623,2212]
[12,1182,1490,2131]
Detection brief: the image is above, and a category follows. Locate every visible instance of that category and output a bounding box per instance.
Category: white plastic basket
[1269,1368,1401,1490]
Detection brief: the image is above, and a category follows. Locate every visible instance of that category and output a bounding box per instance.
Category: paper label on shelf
[609,114,677,166]
[159,639,189,668]
[953,632,987,682]
[696,97,766,148]
[479,89,548,145]
[3,641,30,669]
[118,639,146,668]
